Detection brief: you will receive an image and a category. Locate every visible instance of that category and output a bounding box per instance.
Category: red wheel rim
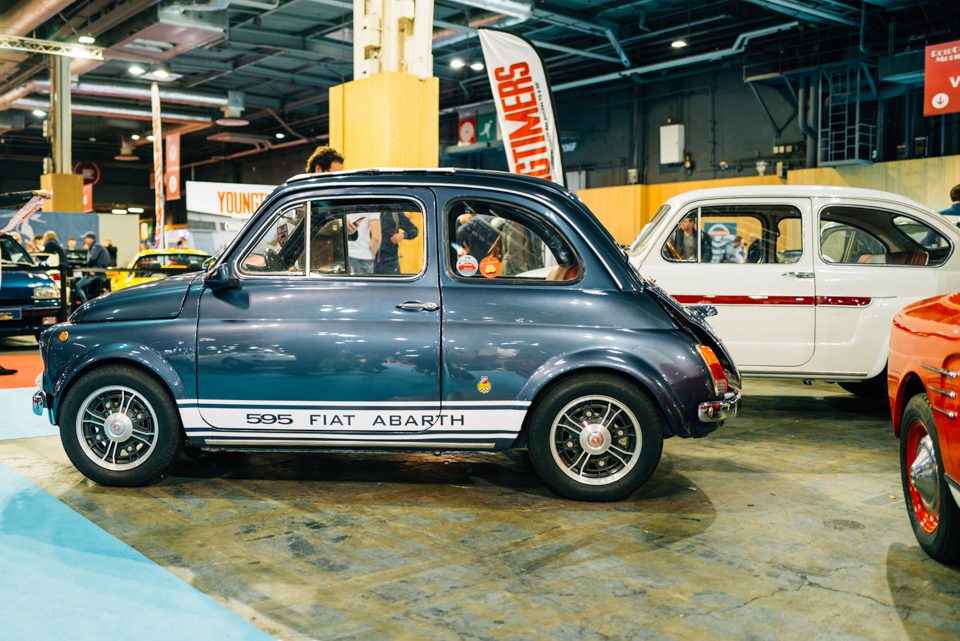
[905,419,939,534]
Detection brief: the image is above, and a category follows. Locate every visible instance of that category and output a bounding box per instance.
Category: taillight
[696,344,728,396]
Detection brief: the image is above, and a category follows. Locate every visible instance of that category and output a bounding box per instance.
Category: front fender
[518,333,711,438]
[50,340,189,424]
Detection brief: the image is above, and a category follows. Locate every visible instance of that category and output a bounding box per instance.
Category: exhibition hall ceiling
[0,0,957,165]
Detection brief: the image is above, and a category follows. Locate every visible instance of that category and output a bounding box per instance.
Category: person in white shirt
[346,213,381,274]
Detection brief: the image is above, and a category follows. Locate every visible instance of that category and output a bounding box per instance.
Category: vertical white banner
[151,82,165,249]
[478,29,564,186]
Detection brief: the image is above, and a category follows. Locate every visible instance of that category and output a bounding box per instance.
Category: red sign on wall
[165,133,181,201]
[82,183,93,212]
[73,161,102,186]
[924,39,960,117]
[458,117,477,145]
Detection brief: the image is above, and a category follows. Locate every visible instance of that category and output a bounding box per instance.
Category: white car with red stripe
[627,185,960,396]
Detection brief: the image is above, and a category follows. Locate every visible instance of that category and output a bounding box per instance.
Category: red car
[889,293,960,563]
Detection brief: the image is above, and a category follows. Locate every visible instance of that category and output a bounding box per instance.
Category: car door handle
[396,301,439,312]
[782,271,814,279]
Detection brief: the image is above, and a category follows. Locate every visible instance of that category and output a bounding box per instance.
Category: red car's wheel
[899,393,960,563]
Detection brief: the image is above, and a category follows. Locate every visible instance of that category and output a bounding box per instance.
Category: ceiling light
[128,207,145,214]
[153,68,170,79]
[450,58,466,69]
[146,135,155,141]
[671,39,688,49]
[128,65,146,76]
[470,62,484,71]
[115,138,139,161]
[131,134,140,141]
[78,35,96,45]
[32,109,46,117]
[275,132,285,139]
[111,208,128,215]
[216,117,250,127]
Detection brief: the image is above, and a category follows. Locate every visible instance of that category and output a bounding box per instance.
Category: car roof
[660,184,935,213]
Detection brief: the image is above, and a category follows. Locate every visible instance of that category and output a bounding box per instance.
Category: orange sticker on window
[479,255,501,278]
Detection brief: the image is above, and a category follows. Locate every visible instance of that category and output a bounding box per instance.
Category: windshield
[0,234,36,267]
[627,204,671,257]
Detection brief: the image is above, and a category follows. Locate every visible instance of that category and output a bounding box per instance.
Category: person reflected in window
[746,233,763,263]
[375,212,419,274]
[670,214,712,262]
[455,204,499,260]
[346,213,381,274]
[724,236,746,263]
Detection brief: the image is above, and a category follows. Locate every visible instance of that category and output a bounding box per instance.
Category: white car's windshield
[627,204,670,257]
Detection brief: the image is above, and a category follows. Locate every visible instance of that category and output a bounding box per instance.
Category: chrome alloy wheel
[76,385,159,471]
[907,421,941,532]
[549,395,642,486]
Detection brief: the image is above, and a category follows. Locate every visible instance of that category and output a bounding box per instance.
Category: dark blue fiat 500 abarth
[34,169,740,501]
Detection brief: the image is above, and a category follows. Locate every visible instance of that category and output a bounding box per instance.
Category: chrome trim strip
[922,363,959,379]
[932,406,957,419]
[202,439,498,449]
[930,385,957,399]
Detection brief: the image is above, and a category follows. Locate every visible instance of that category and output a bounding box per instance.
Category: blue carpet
[0,387,58,440]
[0,463,274,641]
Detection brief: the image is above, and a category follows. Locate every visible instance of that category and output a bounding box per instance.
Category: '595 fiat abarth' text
[34,169,740,501]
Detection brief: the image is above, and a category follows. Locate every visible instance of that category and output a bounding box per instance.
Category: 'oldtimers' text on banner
[478,29,564,187]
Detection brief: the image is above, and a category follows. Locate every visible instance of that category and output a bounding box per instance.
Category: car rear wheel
[60,365,183,486]
[838,369,887,399]
[527,375,664,501]
[900,393,960,563]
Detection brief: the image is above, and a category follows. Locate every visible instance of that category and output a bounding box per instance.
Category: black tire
[900,393,960,564]
[59,365,184,486]
[527,375,664,501]
[838,369,887,398]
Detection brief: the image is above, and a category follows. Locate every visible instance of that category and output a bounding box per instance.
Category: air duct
[13,96,213,124]
[0,0,77,37]
[31,79,237,109]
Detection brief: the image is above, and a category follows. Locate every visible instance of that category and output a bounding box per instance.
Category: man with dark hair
[76,232,111,303]
[940,184,960,221]
[305,146,344,174]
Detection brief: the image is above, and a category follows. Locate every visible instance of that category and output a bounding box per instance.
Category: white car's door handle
[396,301,439,312]
[782,271,814,279]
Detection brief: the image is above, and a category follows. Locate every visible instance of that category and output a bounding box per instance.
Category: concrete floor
[1,367,958,640]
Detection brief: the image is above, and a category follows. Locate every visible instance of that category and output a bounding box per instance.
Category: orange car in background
[888,293,960,563]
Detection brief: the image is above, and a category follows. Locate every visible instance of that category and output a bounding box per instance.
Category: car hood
[71,272,203,323]
[0,268,55,301]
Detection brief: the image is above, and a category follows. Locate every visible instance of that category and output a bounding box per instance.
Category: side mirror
[204,262,240,290]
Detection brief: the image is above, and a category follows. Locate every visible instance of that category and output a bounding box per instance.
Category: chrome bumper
[32,389,47,416]
[698,390,740,422]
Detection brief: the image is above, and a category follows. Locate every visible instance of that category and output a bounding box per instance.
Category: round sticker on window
[456,254,479,277]
[479,255,501,279]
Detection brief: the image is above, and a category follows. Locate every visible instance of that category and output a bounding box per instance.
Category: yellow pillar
[329,71,439,169]
[329,71,438,272]
[40,173,84,212]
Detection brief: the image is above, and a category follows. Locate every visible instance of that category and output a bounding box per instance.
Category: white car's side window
[661,205,802,264]
[820,206,950,267]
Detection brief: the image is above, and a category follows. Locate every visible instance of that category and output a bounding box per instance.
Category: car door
[814,198,960,377]
[190,187,443,446]
[435,188,605,448]
[636,198,815,370]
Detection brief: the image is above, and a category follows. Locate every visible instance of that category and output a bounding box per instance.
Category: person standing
[76,232,111,303]
[103,238,118,266]
[345,213,381,274]
[375,212,419,274]
[305,146,344,174]
[940,184,960,222]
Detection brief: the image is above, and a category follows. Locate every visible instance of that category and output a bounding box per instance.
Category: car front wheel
[527,375,664,501]
[59,365,184,486]
[900,393,960,563]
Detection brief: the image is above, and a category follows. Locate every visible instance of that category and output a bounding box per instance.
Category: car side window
[820,206,950,267]
[663,205,802,264]
[240,199,426,277]
[241,204,307,274]
[445,198,580,282]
